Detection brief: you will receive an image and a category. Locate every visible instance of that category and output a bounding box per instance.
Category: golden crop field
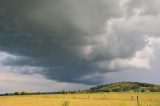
[0,93,160,106]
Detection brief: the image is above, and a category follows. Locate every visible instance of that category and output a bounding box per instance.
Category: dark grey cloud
[0,0,160,85]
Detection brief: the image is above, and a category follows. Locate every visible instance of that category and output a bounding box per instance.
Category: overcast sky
[0,0,160,93]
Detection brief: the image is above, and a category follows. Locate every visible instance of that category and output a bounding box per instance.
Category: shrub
[62,100,70,106]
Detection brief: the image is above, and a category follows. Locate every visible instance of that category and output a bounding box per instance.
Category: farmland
[0,93,160,106]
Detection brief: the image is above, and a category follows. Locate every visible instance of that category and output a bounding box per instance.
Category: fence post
[137,96,140,106]
[131,96,133,101]
[104,95,107,100]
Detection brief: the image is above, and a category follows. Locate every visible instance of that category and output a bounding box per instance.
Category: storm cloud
[0,0,160,84]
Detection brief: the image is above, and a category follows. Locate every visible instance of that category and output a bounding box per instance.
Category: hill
[87,82,160,92]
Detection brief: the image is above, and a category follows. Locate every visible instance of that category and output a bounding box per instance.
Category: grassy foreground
[0,93,160,106]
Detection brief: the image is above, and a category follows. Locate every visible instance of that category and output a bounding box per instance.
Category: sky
[0,0,160,93]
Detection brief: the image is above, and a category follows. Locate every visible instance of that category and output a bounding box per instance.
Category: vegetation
[62,100,70,106]
[0,82,160,106]
[87,82,160,93]
[1,82,160,97]
[13,92,33,95]
[0,93,160,106]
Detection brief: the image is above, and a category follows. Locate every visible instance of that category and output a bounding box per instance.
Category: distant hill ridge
[1,81,160,95]
[88,81,160,92]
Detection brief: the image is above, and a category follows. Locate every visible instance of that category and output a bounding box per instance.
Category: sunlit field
[0,93,160,106]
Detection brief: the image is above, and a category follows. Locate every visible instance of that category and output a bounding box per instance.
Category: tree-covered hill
[87,82,160,92]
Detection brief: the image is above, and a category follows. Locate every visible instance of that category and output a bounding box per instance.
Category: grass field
[0,93,160,106]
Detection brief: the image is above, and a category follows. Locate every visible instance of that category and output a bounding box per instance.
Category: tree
[20,91,26,95]
[14,92,19,95]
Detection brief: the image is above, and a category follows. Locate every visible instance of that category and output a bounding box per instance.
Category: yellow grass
[0,93,160,106]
